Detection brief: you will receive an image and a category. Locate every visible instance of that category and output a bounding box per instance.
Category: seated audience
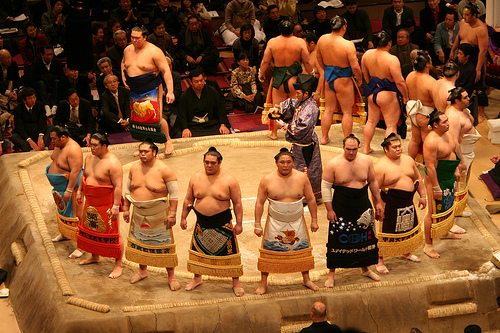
[0,49,20,113]
[11,87,54,152]
[99,74,131,133]
[176,16,219,75]
[232,24,260,70]
[106,30,128,71]
[147,19,175,58]
[148,0,183,37]
[382,0,414,44]
[420,0,448,44]
[41,0,66,47]
[390,29,419,70]
[266,0,297,18]
[307,6,330,37]
[30,44,65,116]
[227,52,264,113]
[262,5,288,42]
[221,0,265,46]
[96,57,122,97]
[178,69,231,137]
[57,65,94,104]
[300,302,341,333]
[0,0,30,29]
[111,0,143,32]
[341,0,374,49]
[92,23,106,59]
[433,10,459,65]
[18,21,49,69]
[293,23,303,38]
[105,18,123,48]
[54,89,95,147]
[402,18,428,51]
[179,0,211,26]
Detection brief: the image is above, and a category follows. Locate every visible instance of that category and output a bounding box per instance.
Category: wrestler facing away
[122,26,175,154]
[259,20,313,140]
[361,31,408,155]
[48,126,85,259]
[374,134,427,274]
[406,51,437,159]
[76,134,124,278]
[123,140,180,289]
[321,135,384,287]
[181,148,245,296]
[254,149,319,295]
[316,16,362,143]
[422,111,465,258]
[431,60,459,112]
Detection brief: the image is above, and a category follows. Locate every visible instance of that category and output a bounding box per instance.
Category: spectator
[176,16,220,75]
[0,0,30,29]
[54,89,95,147]
[99,74,131,133]
[178,69,231,137]
[227,52,264,113]
[382,0,414,44]
[148,0,183,37]
[262,5,288,42]
[0,33,14,55]
[106,30,128,72]
[389,29,419,70]
[293,23,303,38]
[457,0,485,20]
[111,0,144,32]
[147,19,175,58]
[403,18,428,51]
[30,44,65,116]
[104,18,123,48]
[57,64,94,104]
[220,0,265,46]
[96,57,122,97]
[266,0,297,18]
[0,49,20,112]
[434,10,459,65]
[307,6,330,37]
[11,87,54,152]
[92,23,106,59]
[179,0,211,26]
[300,302,341,333]
[232,24,260,70]
[455,43,475,97]
[41,0,66,47]
[91,0,120,22]
[18,21,49,69]
[341,0,374,49]
[420,0,448,43]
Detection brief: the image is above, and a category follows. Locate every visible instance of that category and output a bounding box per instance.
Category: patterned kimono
[281,97,322,200]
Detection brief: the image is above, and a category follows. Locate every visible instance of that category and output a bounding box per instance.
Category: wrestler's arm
[76,154,90,205]
[181,177,195,230]
[446,112,461,146]
[449,22,462,60]
[373,160,385,191]
[423,137,442,201]
[254,176,268,237]
[121,48,129,89]
[155,48,175,103]
[322,160,337,222]
[163,165,178,227]
[348,43,362,84]
[367,158,384,221]
[452,133,466,179]
[301,40,314,74]
[411,158,427,209]
[258,42,273,82]
[109,157,124,220]
[123,168,133,223]
[302,174,318,232]
[229,176,243,236]
[64,149,83,202]
[360,53,370,84]
[475,25,489,82]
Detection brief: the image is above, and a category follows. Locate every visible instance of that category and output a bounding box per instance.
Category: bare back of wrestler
[124,141,180,288]
[122,28,175,154]
[361,45,408,155]
[433,78,456,112]
[317,23,362,143]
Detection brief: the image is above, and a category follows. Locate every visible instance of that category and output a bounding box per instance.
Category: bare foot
[400,253,421,262]
[361,270,380,281]
[267,133,278,140]
[109,266,123,279]
[79,257,101,265]
[52,234,65,242]
[165,140,174,155]
[255,284,267,295]
[168,278,181,291]
[440,231,461,239]
[450,224,466,234]
[423,244,440,259]
[302,280,319,291]
[185,279,203,291]
[233,286,245,297]
[320,137,330,145]
[130,272,148,284]
[324,278,334,288]
[375,264,389,274]
[363,148,374,155]
[68,248,85,259]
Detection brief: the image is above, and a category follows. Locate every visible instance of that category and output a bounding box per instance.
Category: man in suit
[106,30,128,72]
[176,16,219,75]
[0,49,20,112]
[99,74,131,133]
[57,64,94,104]
[96,57,122,97]
[30,44,65,117]
[420,0,448,41]
[382,0,414,44]
[434,10,459,65]
[54,89,95,147]
[11,87,54,152]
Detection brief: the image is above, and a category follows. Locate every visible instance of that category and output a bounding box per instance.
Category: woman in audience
[232,24,259,71]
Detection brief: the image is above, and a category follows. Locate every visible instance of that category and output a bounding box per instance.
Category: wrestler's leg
[361,267,380,281]
[301,271,319,291]
[232,277,244,297]
[362,96,380,154]
[321,88,337,145]
[270,88,288,140]
[166,267,181,291]
[158,85,174,154]
[423,175,440,258]
[325,268,335,288]
[185,274,203,291]
[80,253,101,265]
[416,114,431,141]
[380,97,401,137]
[376,256,389,274]
[131,264,148,284]
[256,272,268,295]
[109,235,124,278]
[336,77,355,138]
[408,124,422,160]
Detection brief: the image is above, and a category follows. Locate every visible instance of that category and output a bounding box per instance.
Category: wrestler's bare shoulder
[155,160,177,180]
